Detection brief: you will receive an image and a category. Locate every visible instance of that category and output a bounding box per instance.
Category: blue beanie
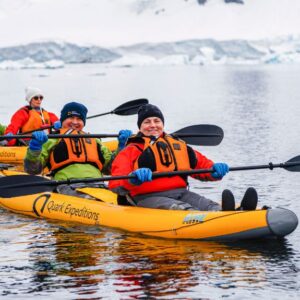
[137,104,164,128]
[60,102,88,125]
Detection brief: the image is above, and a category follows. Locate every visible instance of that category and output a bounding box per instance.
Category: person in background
[109,104,258,211]
[24,101,132,197]
[3,87,60,146]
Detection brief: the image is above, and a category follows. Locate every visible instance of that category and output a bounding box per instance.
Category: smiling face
[62,116,84,131]
[139,117,164,137]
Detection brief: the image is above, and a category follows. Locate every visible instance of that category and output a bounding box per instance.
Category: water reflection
[1,216,298,298]
[112,236,199,298]
[109,235,297,298]
[26,224,107,297]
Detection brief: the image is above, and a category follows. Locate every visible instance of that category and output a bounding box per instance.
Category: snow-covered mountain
[0,41,120,63]
[1,36,300,69]
[0,0,299,68]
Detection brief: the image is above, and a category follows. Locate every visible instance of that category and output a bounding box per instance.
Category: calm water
[0,64,300,299]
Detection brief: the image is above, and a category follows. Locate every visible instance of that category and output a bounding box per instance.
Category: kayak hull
[0,146,26,163]
[0,191,297,241]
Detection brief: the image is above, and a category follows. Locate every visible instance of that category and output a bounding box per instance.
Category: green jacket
[24,138,115,181]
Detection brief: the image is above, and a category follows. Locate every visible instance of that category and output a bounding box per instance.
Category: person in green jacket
[24,101,132,197]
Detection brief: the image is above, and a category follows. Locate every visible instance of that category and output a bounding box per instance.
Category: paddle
[0,156,299,198]
[19,98,149,135]
[0,124,224,146]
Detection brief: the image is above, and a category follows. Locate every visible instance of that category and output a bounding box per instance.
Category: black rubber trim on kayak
[266,209,276,237]
[266,207,299,237]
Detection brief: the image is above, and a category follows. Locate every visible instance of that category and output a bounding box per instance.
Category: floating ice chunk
[110,54,156,67]
[44,60,64,69]
[156,55,189,65]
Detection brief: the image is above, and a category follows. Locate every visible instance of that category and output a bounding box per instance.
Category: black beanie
[137,104,164,128]
[60,102,88,125]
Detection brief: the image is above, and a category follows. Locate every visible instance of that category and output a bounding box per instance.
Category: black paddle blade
[0,175,55,198]
[284,156,300,172]
[172,124,224,146]
[113,98,149,116]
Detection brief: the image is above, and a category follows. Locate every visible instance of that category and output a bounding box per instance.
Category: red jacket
[109,141,217,197]
[5,106,58,146]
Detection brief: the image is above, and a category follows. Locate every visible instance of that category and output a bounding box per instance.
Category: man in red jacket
[3,87,59,146]
[109,104,258,211]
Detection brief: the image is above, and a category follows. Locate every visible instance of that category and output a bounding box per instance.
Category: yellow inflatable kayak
[0,188,298,241]
[0,140,118,164]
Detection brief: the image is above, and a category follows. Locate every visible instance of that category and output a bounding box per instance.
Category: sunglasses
[32,95,44,101]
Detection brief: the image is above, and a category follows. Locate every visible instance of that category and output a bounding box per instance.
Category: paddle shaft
[1,133,222,140]
[21,109,136,133]
[0,124,224,146]
[1,159,299,190]
[20,111,136,133]
[86,112,110,119]
[17,98,149,134]
[152,160,300,178]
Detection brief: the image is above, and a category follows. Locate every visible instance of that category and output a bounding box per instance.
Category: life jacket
[48,129,105,174]
[20,106,52,133]
[128,133,197,173]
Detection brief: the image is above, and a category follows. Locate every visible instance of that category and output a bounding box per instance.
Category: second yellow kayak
[0,140,118,164]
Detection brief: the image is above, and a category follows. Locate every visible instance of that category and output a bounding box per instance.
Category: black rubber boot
[222,189,235,211]
[238,187,258,211]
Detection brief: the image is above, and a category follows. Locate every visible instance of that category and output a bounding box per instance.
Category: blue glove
[53,120,62,130]
[129,168,152,185]
[29,131,48,151]
[211,163,229,179]
[118,129,132,150]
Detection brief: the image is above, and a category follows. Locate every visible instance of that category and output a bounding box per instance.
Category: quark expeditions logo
[32,193,100,224]
[0,151,16,158]
[183,213,206,224]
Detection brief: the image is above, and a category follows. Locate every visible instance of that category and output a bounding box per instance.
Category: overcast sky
[0,0,300,47]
